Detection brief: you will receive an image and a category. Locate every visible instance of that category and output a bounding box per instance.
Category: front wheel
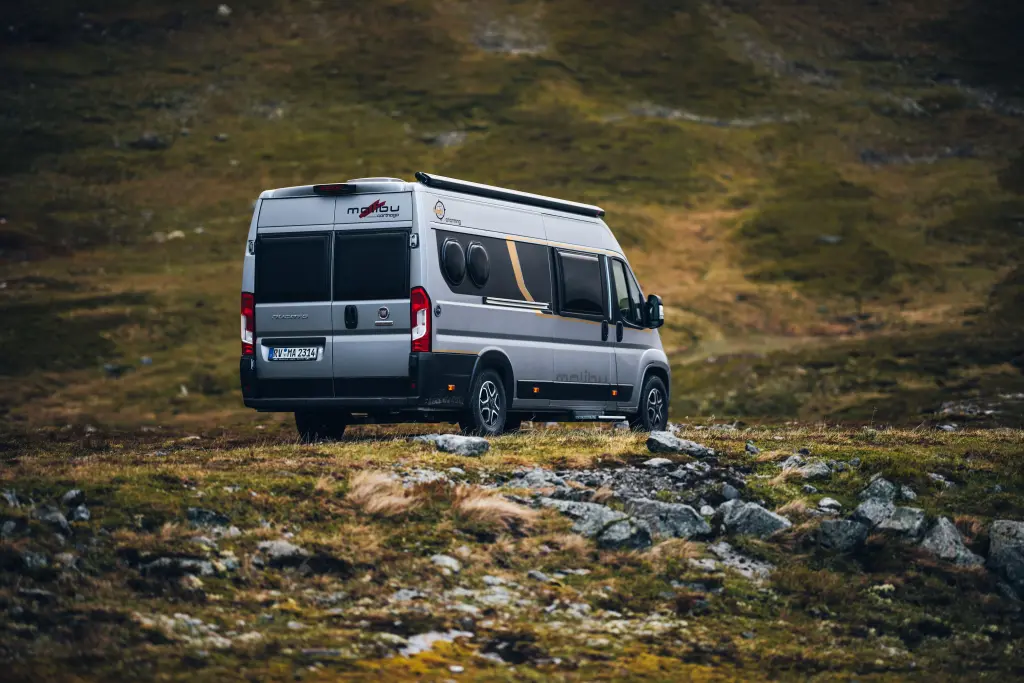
[629,375,669,432]
[295,411,347,443]
[459,369,508,436]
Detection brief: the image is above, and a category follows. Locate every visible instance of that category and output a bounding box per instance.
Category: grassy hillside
[1,0,1023,433]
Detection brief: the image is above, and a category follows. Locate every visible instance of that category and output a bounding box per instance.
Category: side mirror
[646,294,664,329]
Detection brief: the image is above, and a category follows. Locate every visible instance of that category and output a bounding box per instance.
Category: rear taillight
[410,287,431,353]
[241,292,255,356]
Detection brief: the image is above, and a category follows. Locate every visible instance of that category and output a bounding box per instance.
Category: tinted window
[334,231,409,301]
[611,259,645,326]
[515,241,552,302]
[255,234,330,303]
[557,250,604,317]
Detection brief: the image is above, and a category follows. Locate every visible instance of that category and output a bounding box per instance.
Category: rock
[708,541,774,580]
[1,489,19,508]
[1,520,17,540]
[482,575,505,586]
[430,554,462,574]
[780,455,805,470]
[414,434,490,457]
[129,132,171,150]
[900,485,918,501]
[399,630,473,657]
[876,507,925,539]
[286,620,306,630]
[745,441,760,455]
[852,499,895,528]
[798,461,832,480]
[646,432,714,457]
[527,569,552,583]
[859,476,898,503]
[643,457,674,469]
[699,505,715,517]
[829,460,848,473]
[213,133,229,142]
[423,130,467,148]
[537,497,651,549]
[624,499,712,539]
[715,500,791,538]
[516,468,565,489]
[216,4,232,18]
[21,550,49,571]
[721,483,741,501]
[33,505,70,534]
[920,518,984,567]
[818,497,842,512]
[849,458,861,468]
[927,473,954,488]
[71,504,90,522]
[802,485,818,494]
[988,520,1024,594]
[142,557,215,577]
[61,489,84,506]
[938,424,957,432]
[187,508,230,527]
[818,520,868,551]
[257,540,310,567]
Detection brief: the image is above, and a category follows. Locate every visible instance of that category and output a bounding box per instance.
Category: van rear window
[334,231,409,301]
[255,234,330,303]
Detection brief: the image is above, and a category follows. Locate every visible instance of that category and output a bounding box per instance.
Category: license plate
[268,347,318,361]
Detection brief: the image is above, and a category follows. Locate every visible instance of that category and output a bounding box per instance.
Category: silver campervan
[239,173,669,441]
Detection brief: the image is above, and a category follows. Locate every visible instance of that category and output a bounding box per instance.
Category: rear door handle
[601,320,609,342]
[344,305,358,329]
[616,321,624,342]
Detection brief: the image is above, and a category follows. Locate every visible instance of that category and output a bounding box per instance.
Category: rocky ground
[1,424,1023,681]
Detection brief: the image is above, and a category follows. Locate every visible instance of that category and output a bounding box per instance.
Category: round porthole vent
[467,242,490,287]
[442,238,466,285]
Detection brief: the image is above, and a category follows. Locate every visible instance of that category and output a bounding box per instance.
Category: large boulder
[876,507,926,539]
[537,498,651,549]
[715,500,791,538]
[852,499,895,528]
[33,505,70,535]
[859,475,898,503]
[414,434,490,457]
[818,520,868,552]
[646,432,715,458]
[624,499,712,539]
[920,517,984,567]
[988,520,1024,593]
[797,461,832,480]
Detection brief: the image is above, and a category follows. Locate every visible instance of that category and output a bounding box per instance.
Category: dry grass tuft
[769,468,804,487]
[649,538,703,564]
[346,471,422,517]
[776,498,812,519]
[314,474,337,494]
[452,486,539,531]
[954,515,984,544]
[591,486,616,504]
[546,533,592,558]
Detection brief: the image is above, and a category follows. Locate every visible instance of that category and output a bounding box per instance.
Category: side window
[255,233,331,303]
[334,230,409,301]
[556,250,605,318]
[436,230,551,303]
[611,259,645,326]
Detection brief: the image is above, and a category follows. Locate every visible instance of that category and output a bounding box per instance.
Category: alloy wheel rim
[479,380,501,428]
[647,387,664,428]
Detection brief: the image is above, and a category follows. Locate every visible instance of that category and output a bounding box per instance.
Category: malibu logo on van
[349,199,401,219]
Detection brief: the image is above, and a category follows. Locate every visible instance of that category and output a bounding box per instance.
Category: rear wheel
[459,369,507,436]
[295,411,347,443]
[629,375,668,432]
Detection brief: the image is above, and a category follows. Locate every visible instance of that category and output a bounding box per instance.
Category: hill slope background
[1,0,1023,434]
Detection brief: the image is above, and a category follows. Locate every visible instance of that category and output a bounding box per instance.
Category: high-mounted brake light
[410,287,431,353]
[313,183,356,195]
[241,292,255,356]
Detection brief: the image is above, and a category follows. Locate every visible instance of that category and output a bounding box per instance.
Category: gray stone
[928,473,954,488]
[818,497,842,512]
[716,500,792,538]
[721,483,741,501]
[516,468,566,490]
[829,460,849,473]
[414,434,490,457]
[708,541,774,580]
[852,499,895,527]
[597,518,652,549]
[536,497,650,548]
[876,506,925,539]
[33,505,70,534]
[818,520,868,551]
[527,569,552,583]
[849,458,861,467]
[699,505,715,517]
[257,540,310,567]
[430,554,462,573]
[1,490,18,508]
[187,507,230,527]
[61,489,84,506]
[988,520,1024,594]
[802,485,818,494]
[71,504,90,522]
[745,441,760,455]
[1,520,17,540]
[780,455,805,470]
[643,457,674,469]
[646,432,715,457]
[129,132,171,150]
[798,461,832,480]
[21,550,49,571]
[900,485,918,501]
[624,499,712,539]
[920,517,983,567]
[142,556,216,577]
[859,476,898,503]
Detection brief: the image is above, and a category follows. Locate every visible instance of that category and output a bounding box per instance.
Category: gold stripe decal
[506,240,535,302]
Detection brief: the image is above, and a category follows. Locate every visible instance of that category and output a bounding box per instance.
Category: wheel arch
[470,349,516,408]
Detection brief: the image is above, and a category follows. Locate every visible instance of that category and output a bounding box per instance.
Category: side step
[571,413,628,422]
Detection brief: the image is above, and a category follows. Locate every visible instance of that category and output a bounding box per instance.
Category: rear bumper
[240,352,476,413]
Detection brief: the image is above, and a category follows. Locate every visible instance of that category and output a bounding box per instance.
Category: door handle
[616,321,624,342]
[601,320,609,342]
[344,305,358,329]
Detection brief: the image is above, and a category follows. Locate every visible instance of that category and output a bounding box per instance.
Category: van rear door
[331,194,413,398]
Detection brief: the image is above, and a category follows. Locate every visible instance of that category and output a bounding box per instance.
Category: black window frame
[254,232,332,304]
[553,248,608,321]
[332,228,411,302]
[610,257,646,328]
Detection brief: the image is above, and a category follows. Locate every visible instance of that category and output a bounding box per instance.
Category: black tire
[629,375,669,432]
[295,411,347,443]
[459,368,507,436]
